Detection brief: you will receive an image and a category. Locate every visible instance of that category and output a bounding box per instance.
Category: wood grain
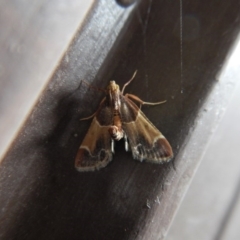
[1,0,240,239]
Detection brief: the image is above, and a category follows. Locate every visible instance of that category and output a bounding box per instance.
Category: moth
[75,71,173,171]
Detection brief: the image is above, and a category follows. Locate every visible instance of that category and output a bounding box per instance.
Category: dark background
[1,0,240,239]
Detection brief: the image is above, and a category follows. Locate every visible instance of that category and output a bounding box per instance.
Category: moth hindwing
[75,72,173,171]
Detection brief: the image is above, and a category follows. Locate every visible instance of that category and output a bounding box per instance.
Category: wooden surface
[167,69,240,240]
[0,0,94,161]
[1,0,240,239]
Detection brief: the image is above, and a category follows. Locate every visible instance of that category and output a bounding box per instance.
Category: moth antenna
[81,80,106,93]
[121,70,138,94]
[125,93,167,106]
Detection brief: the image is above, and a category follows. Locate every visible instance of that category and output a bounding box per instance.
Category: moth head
[108,81,120,92]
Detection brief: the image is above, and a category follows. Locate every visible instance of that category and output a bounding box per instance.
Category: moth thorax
[108,126,123,141]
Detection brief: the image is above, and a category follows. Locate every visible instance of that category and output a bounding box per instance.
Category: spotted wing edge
[75,117,113,172]
[122,99,173,163]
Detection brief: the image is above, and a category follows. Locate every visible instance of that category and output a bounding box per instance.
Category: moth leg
[121,70,138,94]
[80,111,96,121]
[124,134,129,152]
[81,79,106,93]
[125,93,166,108]
[80,97,106,121]
[111,139,115,154]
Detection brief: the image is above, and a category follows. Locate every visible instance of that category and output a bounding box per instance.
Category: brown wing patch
[122,110,173,163]
[75,117,112,171]
[96,97,112,126]
[119,94,139,122]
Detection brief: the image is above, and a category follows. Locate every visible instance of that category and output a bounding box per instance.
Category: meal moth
[75,71,173,171]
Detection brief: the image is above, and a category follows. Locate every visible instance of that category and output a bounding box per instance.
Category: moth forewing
[121,95,173,163]
[75,109,113,171]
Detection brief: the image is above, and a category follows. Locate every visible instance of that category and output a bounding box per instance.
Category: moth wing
[75,99,113,171]
[121,95,173,163]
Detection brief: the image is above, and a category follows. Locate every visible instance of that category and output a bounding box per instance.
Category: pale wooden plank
[166,41,240,240]
[221,191,240,240]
